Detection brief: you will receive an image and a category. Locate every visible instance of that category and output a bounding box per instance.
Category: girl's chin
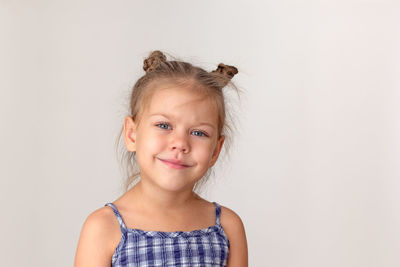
[155,177,197,192]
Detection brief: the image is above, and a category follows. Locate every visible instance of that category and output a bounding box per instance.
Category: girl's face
[124,85,225,193]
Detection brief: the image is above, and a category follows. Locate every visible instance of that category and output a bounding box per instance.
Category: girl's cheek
[195,144,214,160]
[147,133,167,149]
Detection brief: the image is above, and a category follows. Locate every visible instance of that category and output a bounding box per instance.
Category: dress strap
[212,201,222,225]
[104,203,127,233]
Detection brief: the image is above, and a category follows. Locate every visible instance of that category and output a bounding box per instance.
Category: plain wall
[1,0,399,266]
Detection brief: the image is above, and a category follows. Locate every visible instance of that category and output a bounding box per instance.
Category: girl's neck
[126,179,202,213]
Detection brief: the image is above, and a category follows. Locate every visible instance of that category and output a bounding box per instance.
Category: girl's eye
[156,122,171,130]
[192,130,208,137]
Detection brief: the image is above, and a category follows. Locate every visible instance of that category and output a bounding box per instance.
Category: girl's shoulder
[218,204,245,234]
[218,204,248,266]
[90,204,123,229]
[74,206,123,266]
[86,205,123,247]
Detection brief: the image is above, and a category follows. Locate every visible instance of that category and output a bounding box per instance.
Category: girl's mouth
[158,158,190,169]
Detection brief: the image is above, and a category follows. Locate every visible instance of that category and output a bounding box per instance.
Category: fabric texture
[104,201,230,267]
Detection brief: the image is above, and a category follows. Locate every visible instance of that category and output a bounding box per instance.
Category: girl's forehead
[150,88,214,109]
[144,87,218,121]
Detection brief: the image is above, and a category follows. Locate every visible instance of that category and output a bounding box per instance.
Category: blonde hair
[115,50,241,194]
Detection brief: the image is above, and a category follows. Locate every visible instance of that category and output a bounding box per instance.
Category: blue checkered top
[104,201,230,267]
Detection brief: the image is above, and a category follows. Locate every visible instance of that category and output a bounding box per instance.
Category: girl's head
[116,50,239,194]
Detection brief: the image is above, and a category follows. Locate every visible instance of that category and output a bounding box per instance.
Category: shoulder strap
[212,201,222,225]
[104,203,127,233]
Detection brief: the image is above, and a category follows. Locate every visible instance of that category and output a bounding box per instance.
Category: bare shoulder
[219,205,249,267]
[74,206,122,267]
[219,205,245,232]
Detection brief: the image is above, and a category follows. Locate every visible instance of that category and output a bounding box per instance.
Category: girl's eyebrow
[149,113,216,129]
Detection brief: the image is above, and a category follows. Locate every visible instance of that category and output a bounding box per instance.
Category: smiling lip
[158,158,191,169]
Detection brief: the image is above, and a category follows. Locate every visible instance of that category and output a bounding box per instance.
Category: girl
[74,50,248,267]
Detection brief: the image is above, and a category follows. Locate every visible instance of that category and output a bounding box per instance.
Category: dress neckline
[125,224,222,238]
[105,201,224,238]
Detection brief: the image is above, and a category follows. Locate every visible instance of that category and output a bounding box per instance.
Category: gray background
[1,0,399,266]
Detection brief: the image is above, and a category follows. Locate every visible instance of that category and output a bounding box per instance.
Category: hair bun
[211,63,238,87]
[212,63,238,78]
[143,50,167,73]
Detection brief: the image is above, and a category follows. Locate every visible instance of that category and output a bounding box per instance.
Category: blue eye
[156,122,171,130]
[192,130,208,137]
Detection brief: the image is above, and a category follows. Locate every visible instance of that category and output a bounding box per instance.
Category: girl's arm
[74,209,116,267]
[220,206,249,267]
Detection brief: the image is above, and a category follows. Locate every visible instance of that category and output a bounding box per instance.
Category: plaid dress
[104,202,230,267]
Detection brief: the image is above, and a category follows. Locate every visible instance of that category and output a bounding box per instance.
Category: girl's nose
[170,131,190,153]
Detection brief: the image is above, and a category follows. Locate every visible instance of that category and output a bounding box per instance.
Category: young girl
[74,50,248,267]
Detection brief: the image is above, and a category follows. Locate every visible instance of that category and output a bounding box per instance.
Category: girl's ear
[209,135,225,167]
[124,115,137,152]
